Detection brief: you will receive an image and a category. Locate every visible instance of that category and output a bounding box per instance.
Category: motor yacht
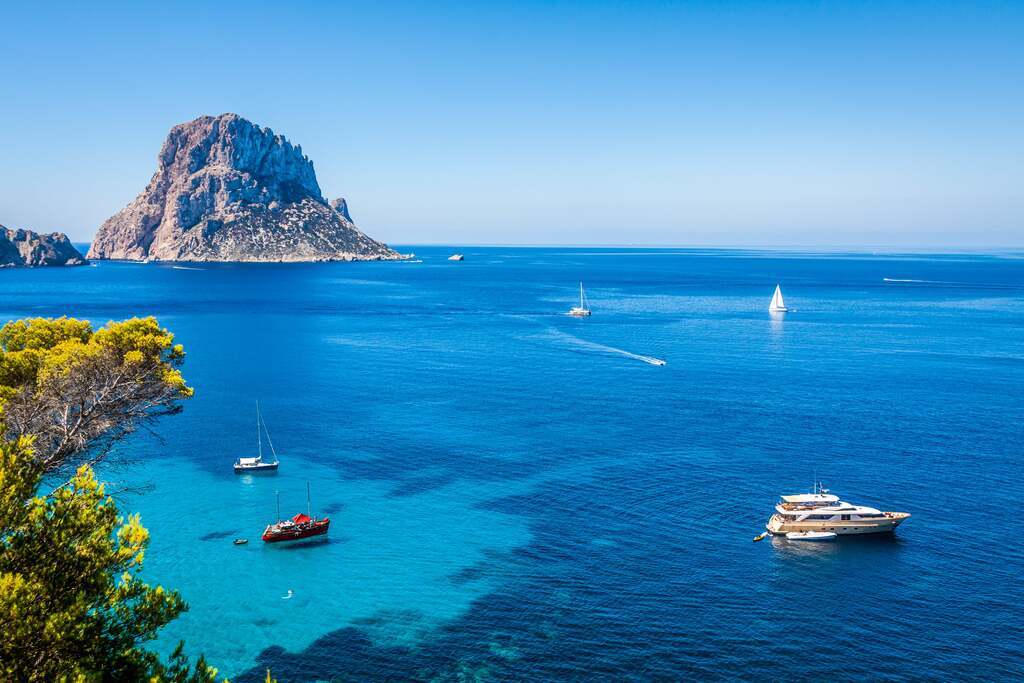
[766,483,910,536]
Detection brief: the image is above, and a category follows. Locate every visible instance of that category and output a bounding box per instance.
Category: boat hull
[262,518,330,543]
[766,512,909,536]
[234,462,279,474]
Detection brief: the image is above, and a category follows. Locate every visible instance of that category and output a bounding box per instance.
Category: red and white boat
[262,484,330,543]
[262,513,330,543]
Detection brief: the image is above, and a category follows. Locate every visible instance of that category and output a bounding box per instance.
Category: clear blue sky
[1,1,1021,247]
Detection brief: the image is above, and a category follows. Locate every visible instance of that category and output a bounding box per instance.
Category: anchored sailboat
[568,282,592,317]
[262,483,330,543]
[233,401,280,473]
[769,284,788,313]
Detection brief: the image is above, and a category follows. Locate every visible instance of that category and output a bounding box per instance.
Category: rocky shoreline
[0,227,87,268]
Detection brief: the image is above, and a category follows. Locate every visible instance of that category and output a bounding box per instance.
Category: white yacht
[766,483,909,536]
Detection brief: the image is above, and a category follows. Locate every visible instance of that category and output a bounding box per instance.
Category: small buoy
[753,532,768,542]
[233,538,248,545]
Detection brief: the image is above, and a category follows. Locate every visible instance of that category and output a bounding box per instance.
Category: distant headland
[87,113,401,263]
[0,226,87,268]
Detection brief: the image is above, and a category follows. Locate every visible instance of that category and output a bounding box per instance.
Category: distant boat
[262,483,330,543]
[769,284,788,313]
[568,282,592,317]
[234,402,280,473]
[448,254,464,261]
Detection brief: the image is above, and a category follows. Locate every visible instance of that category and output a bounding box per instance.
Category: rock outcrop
[88,113,400,262]
[0,227,87,267]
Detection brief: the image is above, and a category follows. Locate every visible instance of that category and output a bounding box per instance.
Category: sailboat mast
[257,401,263,460]
[275,490,280,522]
[306,481,311,519]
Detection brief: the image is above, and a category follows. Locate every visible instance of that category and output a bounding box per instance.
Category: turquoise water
[4,247,1024,680]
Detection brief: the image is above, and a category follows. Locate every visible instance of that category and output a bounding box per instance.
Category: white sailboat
[768,284,788,313]
[568,282,592,317]
[234,402,280,473]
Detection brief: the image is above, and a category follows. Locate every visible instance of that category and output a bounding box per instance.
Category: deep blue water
[4,246,1024,681]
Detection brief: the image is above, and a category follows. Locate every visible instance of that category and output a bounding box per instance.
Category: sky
[1,1,1021,247]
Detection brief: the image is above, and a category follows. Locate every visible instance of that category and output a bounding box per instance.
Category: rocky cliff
[0,227,87,267]
[88,113,399,262]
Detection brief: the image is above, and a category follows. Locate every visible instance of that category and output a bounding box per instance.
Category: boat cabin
[778,492,840,510]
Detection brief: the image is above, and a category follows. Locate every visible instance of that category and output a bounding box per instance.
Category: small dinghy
[786,531,837,542]
[233,538,248,545]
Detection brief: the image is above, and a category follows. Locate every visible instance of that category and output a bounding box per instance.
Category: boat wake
[543,328,666,366]
[881,277,1021,289]
[172,265,205,271]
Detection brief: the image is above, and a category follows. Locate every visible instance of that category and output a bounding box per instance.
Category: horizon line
[68,239,1024,255]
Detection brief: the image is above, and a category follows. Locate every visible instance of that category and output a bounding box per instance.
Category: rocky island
[88,113,400,262]
[1,227,87,267]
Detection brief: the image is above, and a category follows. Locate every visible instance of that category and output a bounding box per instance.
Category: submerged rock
[88,113,400,262]
[0,226,87,267]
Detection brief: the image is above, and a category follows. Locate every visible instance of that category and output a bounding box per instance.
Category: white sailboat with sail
[234,401,281,473]
[768,284,788,313]
[568,282,592,317]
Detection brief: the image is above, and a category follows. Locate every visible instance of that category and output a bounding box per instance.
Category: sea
[4,246,1023,681]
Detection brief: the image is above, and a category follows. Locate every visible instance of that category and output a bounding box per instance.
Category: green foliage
[0,316,220,681]
[0,316,193,470]
[0,316,192,402]
[0,316,93,352]
[0,438,220,681]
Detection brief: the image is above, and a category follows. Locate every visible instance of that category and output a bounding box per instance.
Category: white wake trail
[543,328,666,366]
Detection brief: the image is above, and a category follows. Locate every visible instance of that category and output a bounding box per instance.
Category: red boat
[262,513,330,543]
[262,483,330,543]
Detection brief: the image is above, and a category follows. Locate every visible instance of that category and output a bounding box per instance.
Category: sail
[580,282,589,310]
[770,285,786,311]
